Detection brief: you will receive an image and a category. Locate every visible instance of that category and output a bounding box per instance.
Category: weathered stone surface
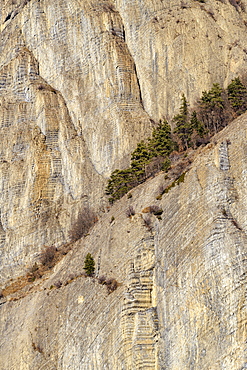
[1,0,247,368]
[156,117,247,368]
[115,0,247,120]
[1,0,247,280]
[1,114,247,369]
[0,0,154,281]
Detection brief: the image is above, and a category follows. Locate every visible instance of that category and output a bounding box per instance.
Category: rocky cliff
[1,0,247,369]
[1,113,247,369]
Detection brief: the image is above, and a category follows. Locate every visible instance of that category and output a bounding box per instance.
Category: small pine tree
[201,83,224,109]
[190,111,205,137]
[106,168,136,203]
[173,94,192,150]
[227,77,247,115]
[199,83,224,133]
[131,141,151,180]
[148,120,177,157]
[84,253,95,276]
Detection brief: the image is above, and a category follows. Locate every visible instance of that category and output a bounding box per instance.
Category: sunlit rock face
[0,0,247,368]
[115,0,247,120]
[0,0,154,281]
[0,113,247,369]
[0,0,247,280]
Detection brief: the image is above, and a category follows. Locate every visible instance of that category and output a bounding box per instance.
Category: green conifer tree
[227,77,247,115]
[84,253,95,276]
[200,83,224,133]
[190,111,205,137]
[201,83,224,109]
[148,120,177,157]
[173,94,192,150]
[131,141,151,180]
[106,168,136,203]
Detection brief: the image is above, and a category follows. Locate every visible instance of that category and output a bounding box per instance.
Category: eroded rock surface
[1,0,247,280]
[1,114,247,369]
[1,0,247,368]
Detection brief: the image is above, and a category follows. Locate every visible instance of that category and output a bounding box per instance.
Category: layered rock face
[1,0,247,280]
[1,0,247,368]
[1,113,247,369]
[0,0,155,281]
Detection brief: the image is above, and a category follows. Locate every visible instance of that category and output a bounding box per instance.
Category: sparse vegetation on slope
[106,121,177,203]
[83,253,95,276]
[106,78,247,203]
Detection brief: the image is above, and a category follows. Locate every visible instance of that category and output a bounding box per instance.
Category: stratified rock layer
[1,0,247,280]
[0,0,247,368]
[0,114,247,369]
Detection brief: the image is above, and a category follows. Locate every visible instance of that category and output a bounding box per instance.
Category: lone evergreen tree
[106,168,136,203]
[84,253,95,276]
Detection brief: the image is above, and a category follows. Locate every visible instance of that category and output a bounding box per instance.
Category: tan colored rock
[115,0,247,120]
[1,0,247,368]
[0,114,247,369]
[1,0,247,280]
[0,0,154,281]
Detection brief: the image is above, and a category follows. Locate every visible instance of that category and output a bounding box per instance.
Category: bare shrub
[145,156,165,177]
[169,151,181,163]
[229,0,239,10]
[170,161,188,178]
[98,275,107,284]
[159,184,165,194]
[59,243,72,256]
[40,246,57,267]
[54,281,62,288]
[37,84,45,90]
[190,133,210,149]
[143,215,153,231]
[148,205,162,215]
[69,208,98,242]
[27,262,43,281]
[156,184,165,200]
[126,205,135,218]
[106,278,118,293]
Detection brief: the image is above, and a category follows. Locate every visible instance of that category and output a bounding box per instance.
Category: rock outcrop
[1,0,247,368]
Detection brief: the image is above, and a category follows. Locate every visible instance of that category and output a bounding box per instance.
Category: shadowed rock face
[0,0,247,368]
